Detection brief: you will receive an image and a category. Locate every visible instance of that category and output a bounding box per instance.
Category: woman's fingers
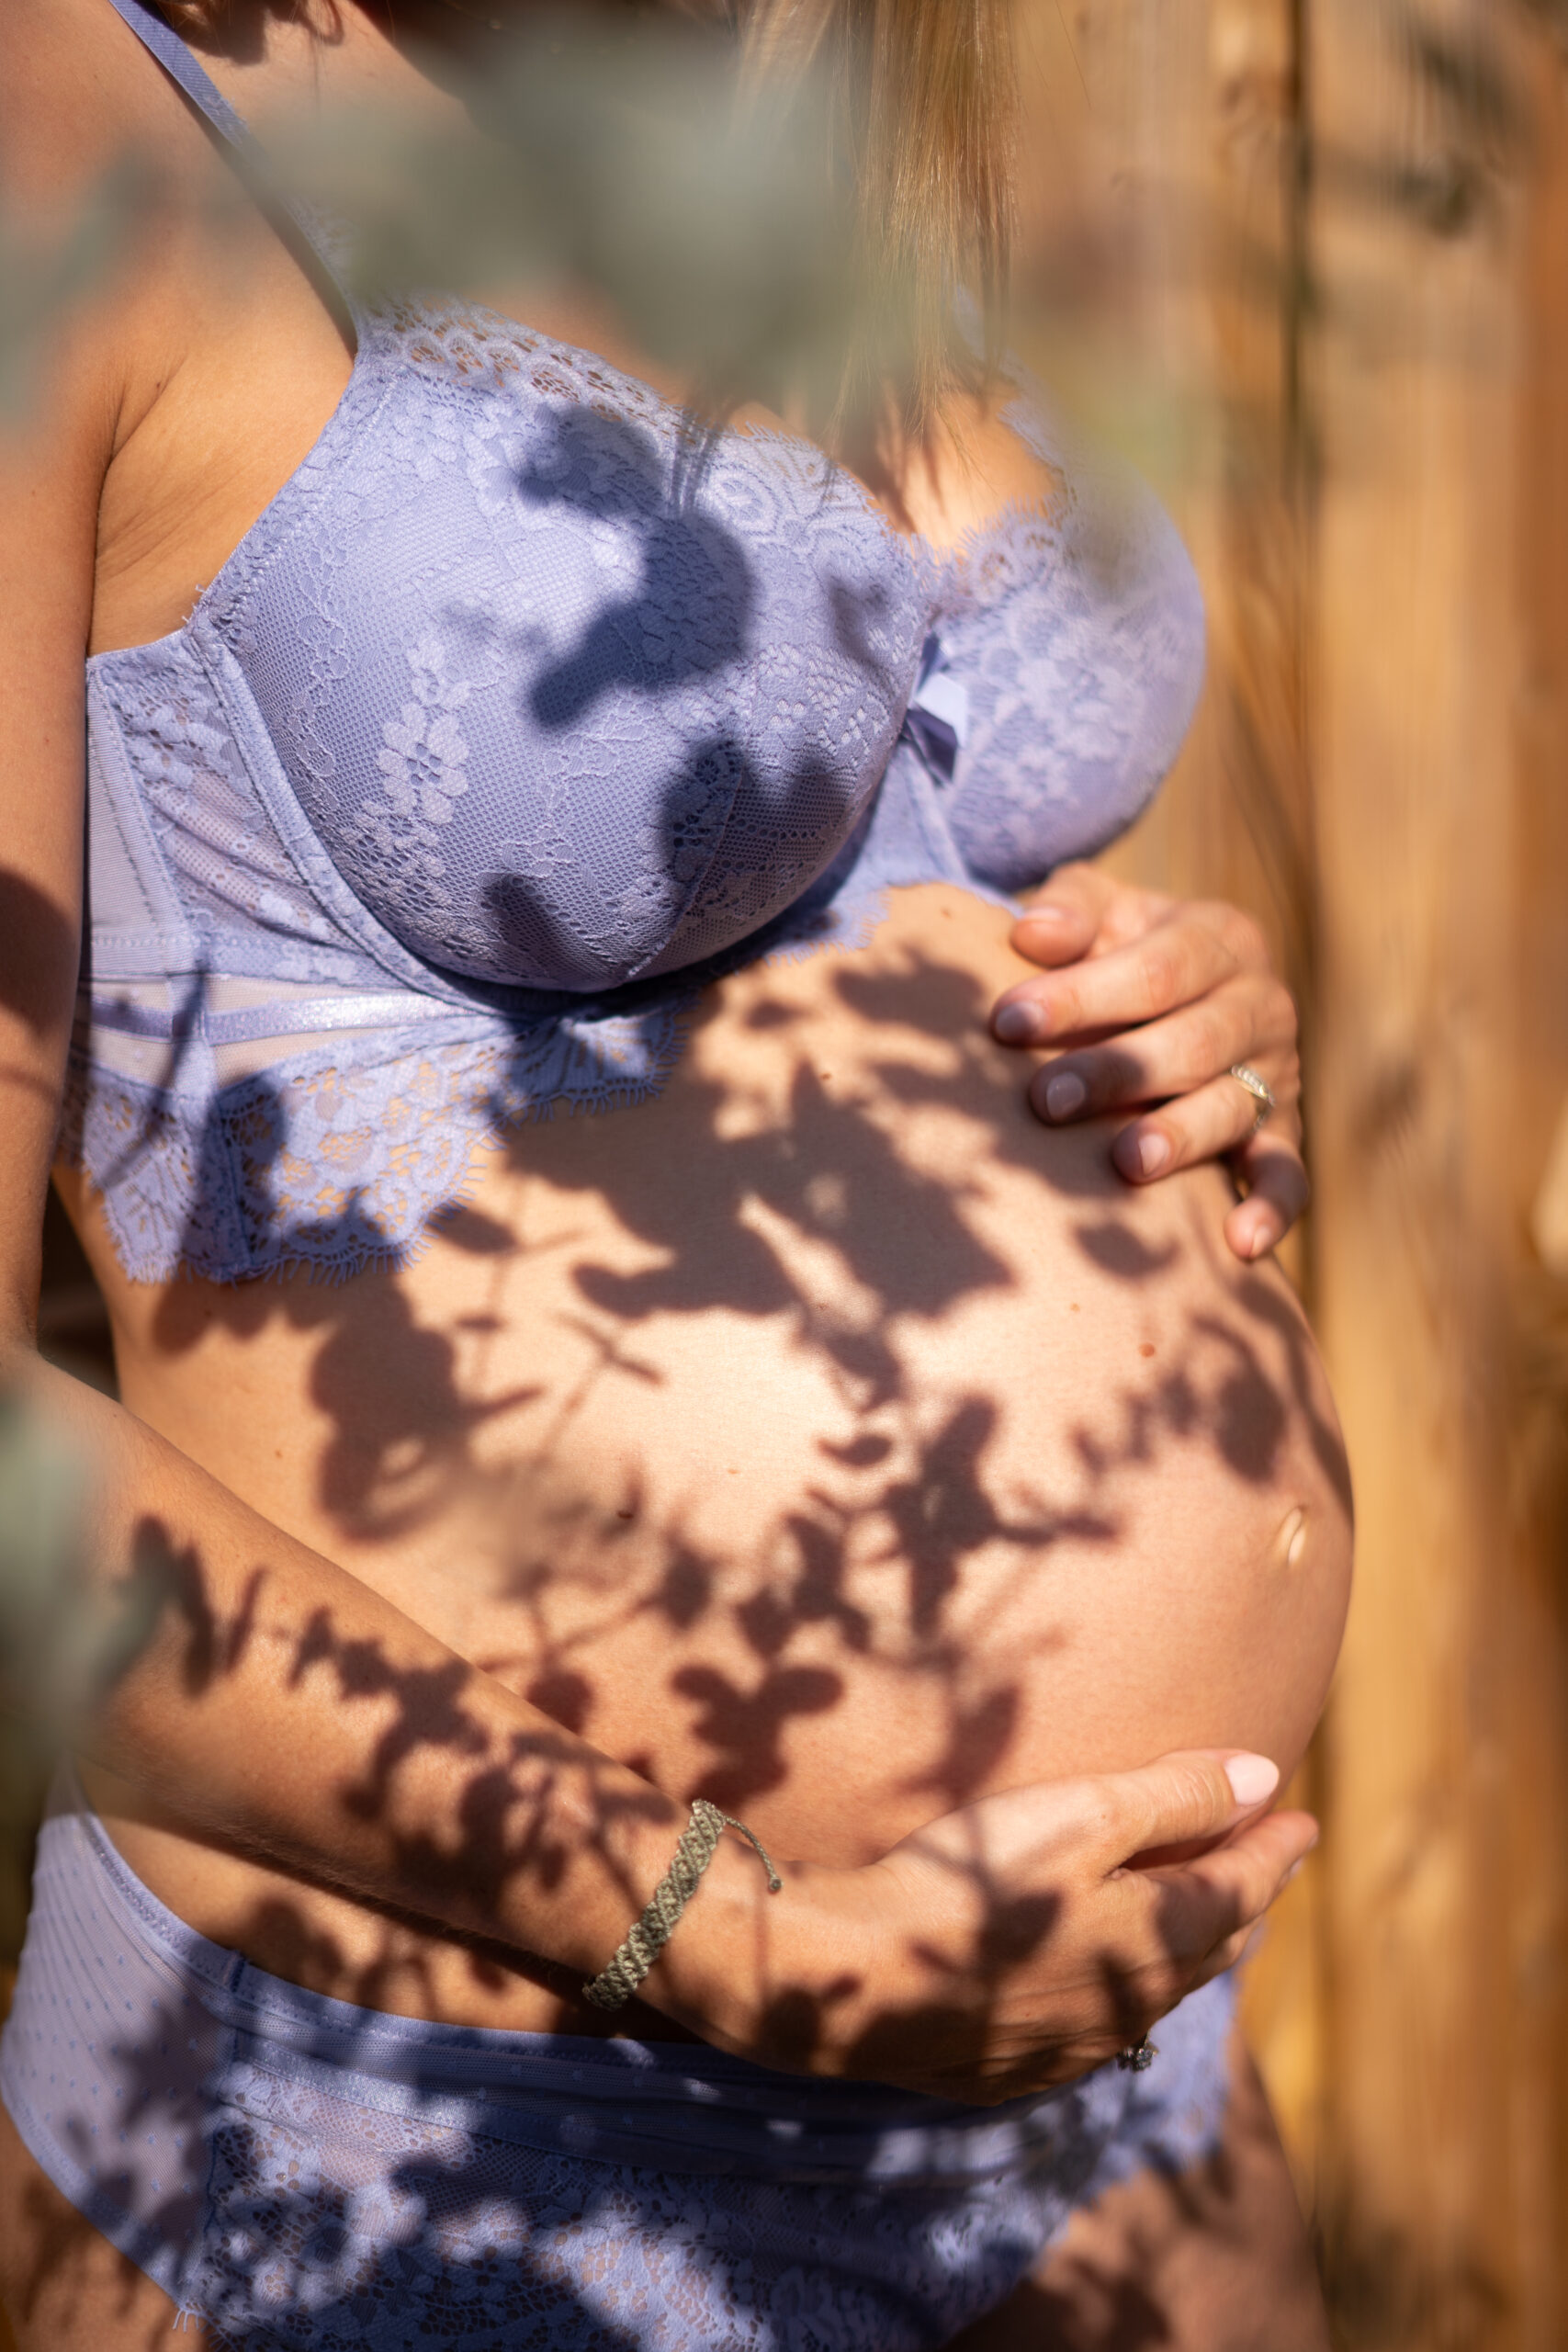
[905,1748,1281,1883]
[1085,1752,1314,2047]
[1106,1072,1289,1184]
[1008,863,1121,968]
[1004,956,1307,1261]
[1025,978,1297,1127]
[844,1750,1314,2100]
[1139,1806,1319,1978]
[1104,1088,1307,1261]
[1096,1747,1281,1871]
[995,898,1267,1047]
[1224,1134,1313,1262]
[996,883,1312,1255]
[1101,1751,1314,2002]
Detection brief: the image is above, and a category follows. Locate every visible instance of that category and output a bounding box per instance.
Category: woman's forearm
[1,1341,805,2024]
[0,1344,1314,2101]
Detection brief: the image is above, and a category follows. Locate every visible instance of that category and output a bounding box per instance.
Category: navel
[1275,1503,1310,1569]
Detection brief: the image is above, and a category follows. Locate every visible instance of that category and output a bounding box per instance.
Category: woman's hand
[840,1749,1308,2104]
[989,865,1307,1262]
[681,1750,1311,2104]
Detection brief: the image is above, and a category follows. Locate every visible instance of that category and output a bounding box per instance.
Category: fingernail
[1282,1857,1306,1887]
[1044,1071,1088,1121]
[1247,1226,1274,1261]
[995,1002,1044,1045]
[1224,1753,1280,1808]
[1021,905,1074,929]
[1135,1133,1170,1178]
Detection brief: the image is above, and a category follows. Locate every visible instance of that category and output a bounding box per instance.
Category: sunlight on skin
[67,885,1350,2032]
[6,8,1332,2340]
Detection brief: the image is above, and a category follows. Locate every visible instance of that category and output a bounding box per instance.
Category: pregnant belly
[85,885,1352,2018]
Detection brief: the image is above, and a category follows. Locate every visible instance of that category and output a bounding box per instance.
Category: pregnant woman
[0,0,1350,2344]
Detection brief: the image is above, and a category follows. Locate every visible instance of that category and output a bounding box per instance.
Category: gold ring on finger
[1228,1063,1276,1135]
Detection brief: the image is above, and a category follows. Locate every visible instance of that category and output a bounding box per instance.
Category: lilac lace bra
[68,0,1206,1284]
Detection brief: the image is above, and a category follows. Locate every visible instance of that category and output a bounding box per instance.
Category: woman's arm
[6,1342,1311,2099]
[0,232,732,2036]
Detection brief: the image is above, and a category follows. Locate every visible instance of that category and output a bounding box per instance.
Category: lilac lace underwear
[69,0,1208,1289]
[1,1767,1235,2349]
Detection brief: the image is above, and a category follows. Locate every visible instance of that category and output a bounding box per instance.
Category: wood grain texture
[1308,6,1568,2344]
[1071,3,1568,2339]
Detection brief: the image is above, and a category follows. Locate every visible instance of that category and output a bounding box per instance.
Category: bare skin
[0,0,1346,2343]
[74,897,1346,2000]
[956,2032,1330,2350]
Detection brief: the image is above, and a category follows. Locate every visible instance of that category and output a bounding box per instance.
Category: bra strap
[100,0,355,301]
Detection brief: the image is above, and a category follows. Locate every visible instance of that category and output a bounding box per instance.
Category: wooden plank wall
[1066,0,1568,2341]
[1,8,1563,2347]
[1312,5,1568,2344]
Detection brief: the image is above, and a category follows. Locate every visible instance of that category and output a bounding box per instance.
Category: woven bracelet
[581,1798,783,2011]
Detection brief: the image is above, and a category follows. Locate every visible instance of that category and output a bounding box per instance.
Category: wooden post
[1071,2,1568,2336]
[1508,42,1568,2336]
[1308,2,1568,2343]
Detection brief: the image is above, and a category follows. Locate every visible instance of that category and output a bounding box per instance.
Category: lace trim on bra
[61,1001,694,1287]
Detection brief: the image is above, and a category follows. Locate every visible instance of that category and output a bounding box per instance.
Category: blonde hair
[158,0,1020,433]
[743,0,1018,429]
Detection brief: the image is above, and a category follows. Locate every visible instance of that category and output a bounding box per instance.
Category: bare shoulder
[0,0,164,650]
[875,383,1063,553]
[1,0,191,204]
[0,0,220,475]
[0,3,193,1307]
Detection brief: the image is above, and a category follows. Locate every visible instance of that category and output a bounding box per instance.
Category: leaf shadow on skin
[23,897,1348,2339]
[83,920,1342,1879]
[80,924,1340,1894]
[30,1476,1303,2344]
[144,1080,542,1544]
[0,867,78,1044]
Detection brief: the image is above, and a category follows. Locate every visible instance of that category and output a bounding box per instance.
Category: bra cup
[233,350,928,993]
